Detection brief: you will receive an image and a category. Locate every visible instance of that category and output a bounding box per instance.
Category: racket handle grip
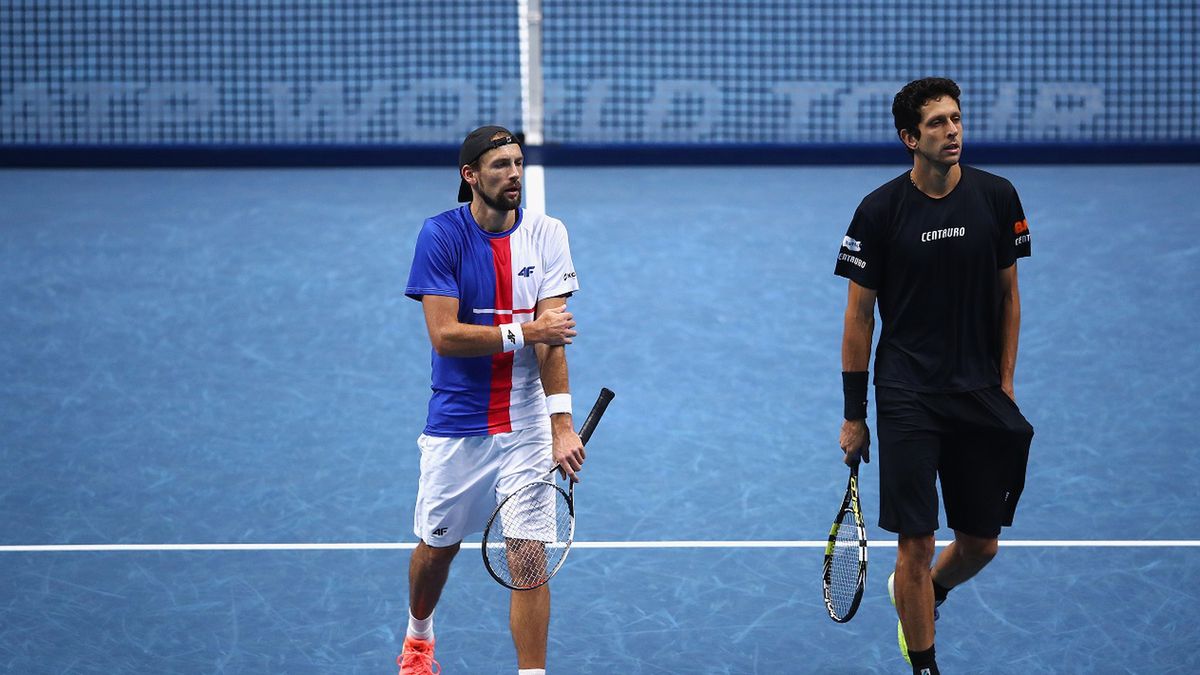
[578,387,615,445]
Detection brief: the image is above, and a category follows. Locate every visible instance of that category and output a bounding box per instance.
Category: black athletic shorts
[875,385,1034,538]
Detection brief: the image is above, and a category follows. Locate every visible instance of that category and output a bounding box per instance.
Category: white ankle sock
[407,609,434,640]
[517,670,545,675]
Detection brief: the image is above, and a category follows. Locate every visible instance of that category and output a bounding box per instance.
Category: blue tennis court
[2,164,1198,673]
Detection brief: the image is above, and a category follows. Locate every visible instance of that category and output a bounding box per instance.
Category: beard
[479,183,522,211]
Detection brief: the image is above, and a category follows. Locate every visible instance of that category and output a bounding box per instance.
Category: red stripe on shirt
[487,237,514,434]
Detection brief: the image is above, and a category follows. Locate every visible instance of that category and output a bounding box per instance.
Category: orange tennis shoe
[397,636,440,675]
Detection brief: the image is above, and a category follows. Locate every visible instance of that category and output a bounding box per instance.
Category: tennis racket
[822,459,868,622]
[481,387,615,590]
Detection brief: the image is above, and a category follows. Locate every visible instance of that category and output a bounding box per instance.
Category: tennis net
[2,1,1196,148]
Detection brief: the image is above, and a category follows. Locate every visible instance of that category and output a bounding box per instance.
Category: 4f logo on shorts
[431,527,448,537]
[517,265,535,277]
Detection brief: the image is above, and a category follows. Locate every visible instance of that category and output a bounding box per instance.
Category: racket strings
[828,511,865,616]
[484,481,573,589]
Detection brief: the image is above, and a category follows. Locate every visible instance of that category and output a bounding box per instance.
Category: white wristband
[545,393,572,416]
[499,322,524,352]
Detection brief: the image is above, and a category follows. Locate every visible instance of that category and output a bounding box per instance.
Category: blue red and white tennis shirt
[405,206,579,437]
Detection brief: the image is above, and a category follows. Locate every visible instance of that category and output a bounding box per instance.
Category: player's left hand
[551,417,585,482]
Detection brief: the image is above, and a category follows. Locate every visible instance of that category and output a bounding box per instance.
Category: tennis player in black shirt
[834,78,1034,675]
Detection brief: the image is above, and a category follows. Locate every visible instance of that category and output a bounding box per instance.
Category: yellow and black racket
[823,459,867,622]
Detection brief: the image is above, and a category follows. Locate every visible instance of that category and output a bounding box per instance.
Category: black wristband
[842,371,869,420]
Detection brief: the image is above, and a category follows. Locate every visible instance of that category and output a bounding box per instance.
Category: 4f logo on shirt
[505,328,518,345]
[842,235,862,252]
[517,266,535,277]
[432,527,447,537]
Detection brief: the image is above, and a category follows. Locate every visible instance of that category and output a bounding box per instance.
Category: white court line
[524,164,546,213]
[1,540,1198,553]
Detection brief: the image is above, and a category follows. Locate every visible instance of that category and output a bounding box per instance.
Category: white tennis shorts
[413,421,554,546]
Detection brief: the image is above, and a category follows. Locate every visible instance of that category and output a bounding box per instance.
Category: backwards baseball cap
[457,125,521,202]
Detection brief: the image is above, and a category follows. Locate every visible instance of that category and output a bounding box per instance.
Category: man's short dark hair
[892,77,961,147]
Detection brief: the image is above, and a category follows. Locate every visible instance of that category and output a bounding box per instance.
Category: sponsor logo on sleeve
[1013,219,1031,245]
[839,235,867,267]
[838,252,867,269]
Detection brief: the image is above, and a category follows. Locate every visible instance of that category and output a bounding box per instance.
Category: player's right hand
[531,305,576,345]
[839,419,871,466]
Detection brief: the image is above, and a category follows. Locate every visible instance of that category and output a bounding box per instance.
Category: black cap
[457,125,520,202]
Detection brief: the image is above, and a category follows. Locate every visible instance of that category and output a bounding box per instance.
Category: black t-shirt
[834,165,1032,392]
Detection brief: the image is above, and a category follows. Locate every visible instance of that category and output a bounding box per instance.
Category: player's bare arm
[840,280,877,465]
[997,263,1022,402]
[535,295,585,481]
[420,294,576,357]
